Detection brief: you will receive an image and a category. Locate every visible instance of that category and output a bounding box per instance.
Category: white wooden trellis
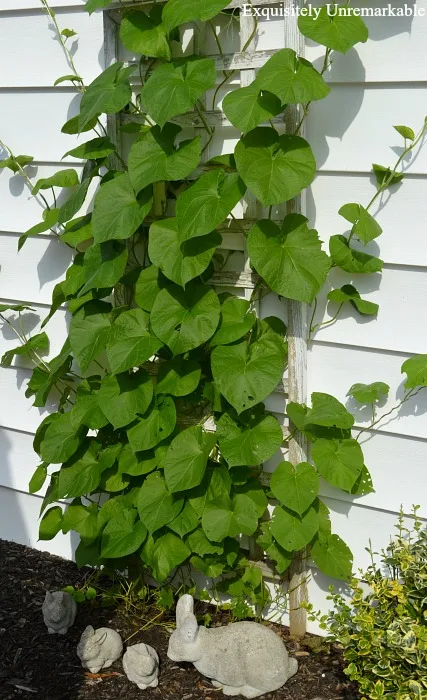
[103,0,308,635]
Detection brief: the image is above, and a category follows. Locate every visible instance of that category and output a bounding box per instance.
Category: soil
[0,539,360,700]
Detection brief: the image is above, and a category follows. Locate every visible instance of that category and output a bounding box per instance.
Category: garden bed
[0,539,359,700]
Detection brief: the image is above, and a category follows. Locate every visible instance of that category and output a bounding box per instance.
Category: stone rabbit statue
[77,625,123,673]
[167,594,298,698]
[122,643,159,689]
[42,590,77,635]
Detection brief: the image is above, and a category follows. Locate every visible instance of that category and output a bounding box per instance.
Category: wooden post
[283,0,310,638]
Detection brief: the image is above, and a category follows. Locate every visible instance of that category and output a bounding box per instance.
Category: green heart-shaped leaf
[98,370,153,430]
[156,357,201,397]
[101,510,147,559]
[151,283,220,355]
[148,218,221,287]
[210,297,256,347]
[176,169,246,241]
[92,173,152,243]
[312,438,364,491]
[248,214,330,303]
[223,86,283,133]
[256,49,330,104]
[298,7,368,54]
[402,355,427,389]
[211,321,286,414]
[270,461,319,516]
[120,8,171,61]
[339,203,382,244]
[347,381,389,404]
[271,502,319,551]
[137,471,184,533]
[129,124,201,193]
[127,395,176,451]
[79,62,134,130]
[311,534,353,579]
[69,300,111,373]
[164,426,216,493]
[217,409,283,467]
[107,308,163,375]
[202,494,258,541]
[235,128,316,205]
[141,57,216,127]
[162,0,231,32]
[80,241,128,296]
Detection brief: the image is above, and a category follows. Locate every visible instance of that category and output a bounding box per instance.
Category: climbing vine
[1,0,427,622]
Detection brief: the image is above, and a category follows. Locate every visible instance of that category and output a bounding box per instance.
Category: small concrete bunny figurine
[122,643,160,689]
[77,625,123,673]
[167,594,298,699]
[42,590,77,635]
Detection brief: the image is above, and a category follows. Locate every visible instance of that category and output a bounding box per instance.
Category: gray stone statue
[167,594,298,698]
[122,643,160,689]
[77,625,123,673]
[42,590,77,635]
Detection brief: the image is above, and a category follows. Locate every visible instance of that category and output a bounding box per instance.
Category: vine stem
[208,7,259,111]
[0,313,75,405]
[366,118,427,213]
[39,0,82,87]
[310,303,343,335]
[293,48,332,136]
[0,138,51,212]
[356,387,425,440]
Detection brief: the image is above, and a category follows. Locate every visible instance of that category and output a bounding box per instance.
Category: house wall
[0,0,426,631]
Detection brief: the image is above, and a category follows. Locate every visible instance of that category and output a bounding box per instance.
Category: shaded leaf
[176,169,246,241]
[148,218,221,287]
[129,124,200,193]
[156,357,201,397]
[202,494,258,541]
[79,62,134,130]
[210,297,256,347]
[137,471,184,533]
[63,137,116,161]
[127,395,176,452]
[69,300,111,372]
[98,370,153,429]
[151,283,220,355]
[217,408,283,467]
[107,308,162,375]
[223,86,283,133]
[80,241,128,295]
[164,426,216,493]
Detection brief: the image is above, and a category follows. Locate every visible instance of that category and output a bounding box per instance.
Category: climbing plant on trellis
[1,0,426,637]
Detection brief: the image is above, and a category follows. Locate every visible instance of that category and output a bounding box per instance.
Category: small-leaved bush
[306,508,427,699]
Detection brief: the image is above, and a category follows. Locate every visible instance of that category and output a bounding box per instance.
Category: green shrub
[306,508,427,699]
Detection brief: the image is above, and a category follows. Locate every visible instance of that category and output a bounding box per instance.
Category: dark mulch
[0,539,360,700]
